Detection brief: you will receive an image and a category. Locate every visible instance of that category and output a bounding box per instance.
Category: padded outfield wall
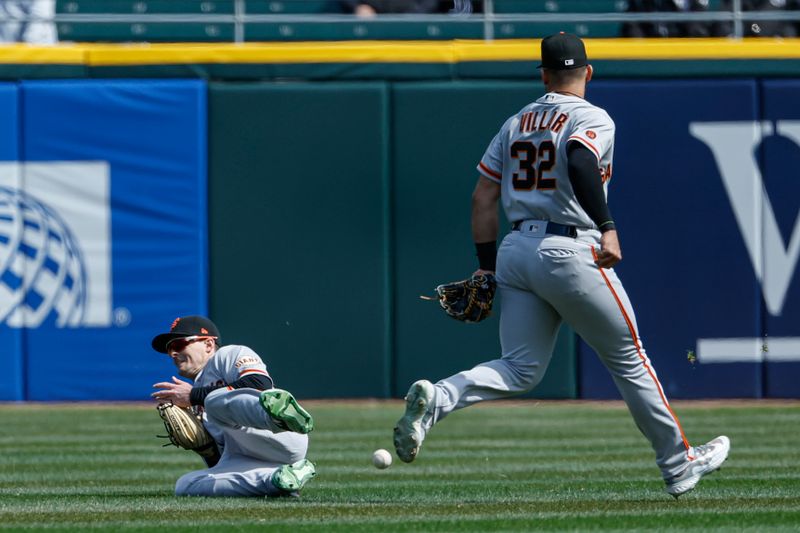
[0,40,798,400]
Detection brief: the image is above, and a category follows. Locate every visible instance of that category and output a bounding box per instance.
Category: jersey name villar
[478,92,615,229]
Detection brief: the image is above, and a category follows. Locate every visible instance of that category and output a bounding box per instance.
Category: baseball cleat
[393,379,435,463]
[271,458,316,494]
[259,389,314,434]
[664,435,730,498]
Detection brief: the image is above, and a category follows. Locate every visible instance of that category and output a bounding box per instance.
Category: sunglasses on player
[166,335,216,353]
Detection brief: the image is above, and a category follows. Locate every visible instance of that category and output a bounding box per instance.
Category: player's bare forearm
[471,176,501,275]
[595,229,622,269]
[471,176,501,245]
[152,376,193,407]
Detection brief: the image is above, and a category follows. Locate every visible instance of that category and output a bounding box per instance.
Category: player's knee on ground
[175,470,209,496]
[175,468,285,498]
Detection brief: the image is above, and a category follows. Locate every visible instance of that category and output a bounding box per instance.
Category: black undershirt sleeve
[567,141,616,233]
[189,373,274,406]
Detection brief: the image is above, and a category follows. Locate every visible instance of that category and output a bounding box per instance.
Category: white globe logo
[0,186,87,327]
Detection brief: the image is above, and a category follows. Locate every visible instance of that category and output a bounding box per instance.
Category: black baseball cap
[538,32,588,70]
[151,315,221,353]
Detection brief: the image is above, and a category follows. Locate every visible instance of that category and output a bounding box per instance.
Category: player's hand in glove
[156,402,221,467]
[425,273,497,323]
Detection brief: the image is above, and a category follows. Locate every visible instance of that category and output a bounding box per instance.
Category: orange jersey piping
[478,161,502,180]
[568,135,601,161]
[239,368,270,378]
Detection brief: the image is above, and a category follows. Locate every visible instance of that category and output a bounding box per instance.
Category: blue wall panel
[15,80,208,401]
[0,84,17,158]
[579,80,762,399]
[761,80,800,398]
[1,77,795,401]
[0,83,24,401]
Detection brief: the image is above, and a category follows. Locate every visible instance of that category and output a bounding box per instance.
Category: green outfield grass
[0,400,798,531]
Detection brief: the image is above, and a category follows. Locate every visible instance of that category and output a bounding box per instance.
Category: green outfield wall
[207,81,577,399]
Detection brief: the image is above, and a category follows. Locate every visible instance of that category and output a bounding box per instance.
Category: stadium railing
[2,0,800,42]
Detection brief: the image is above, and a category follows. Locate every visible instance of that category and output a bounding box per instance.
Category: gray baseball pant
[427,227,691,478]
[175,388,308,497]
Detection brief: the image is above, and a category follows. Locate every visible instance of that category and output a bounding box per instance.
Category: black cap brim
[536,62,586,70]
[152,315,221,354]
[151,333,187,354]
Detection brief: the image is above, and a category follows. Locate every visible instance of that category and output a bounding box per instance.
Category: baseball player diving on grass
[151,315,316,497]
[394,32,730,498]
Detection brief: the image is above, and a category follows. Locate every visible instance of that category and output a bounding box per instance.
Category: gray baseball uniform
[174,345,308,497]
[423,92,692,479]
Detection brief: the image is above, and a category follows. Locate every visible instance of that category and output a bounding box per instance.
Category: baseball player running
[151,315,316,497]
[394,32,729,498]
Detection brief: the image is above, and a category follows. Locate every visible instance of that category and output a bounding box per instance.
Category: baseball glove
[426,273,497,323]
[156,402,220,466]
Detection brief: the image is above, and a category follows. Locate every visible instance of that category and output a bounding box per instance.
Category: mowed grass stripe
[0,402,797,531]
[4,506,800,533]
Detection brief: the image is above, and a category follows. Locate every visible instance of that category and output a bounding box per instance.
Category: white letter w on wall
[690,121,800,316]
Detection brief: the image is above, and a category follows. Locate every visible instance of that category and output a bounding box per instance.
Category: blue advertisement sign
[0,83,24,401]
[579,80,766,399]
[0,80,208,400]
[760,80,800,398]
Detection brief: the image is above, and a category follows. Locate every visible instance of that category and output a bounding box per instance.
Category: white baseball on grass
[372,448,392,469]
